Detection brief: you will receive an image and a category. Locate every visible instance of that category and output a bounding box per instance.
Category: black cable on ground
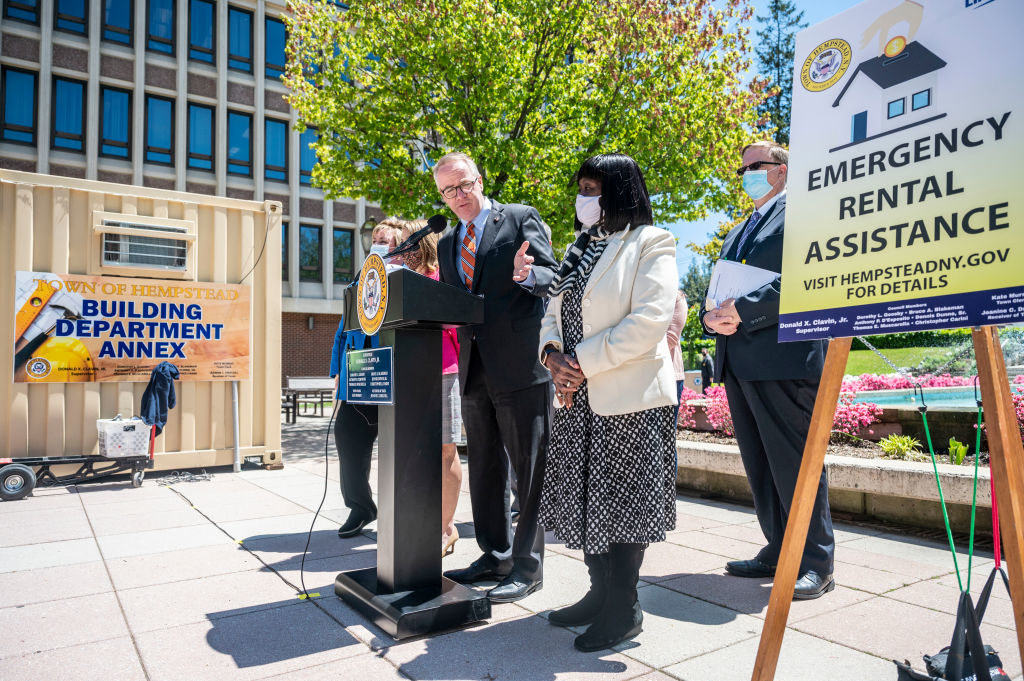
[298,398,341,599]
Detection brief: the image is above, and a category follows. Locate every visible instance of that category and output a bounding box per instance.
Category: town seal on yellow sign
[800,39,852,92]
[357,253,388,335]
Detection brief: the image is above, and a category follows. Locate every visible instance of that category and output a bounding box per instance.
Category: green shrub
[948,437,969,466]
[878,434,926,462]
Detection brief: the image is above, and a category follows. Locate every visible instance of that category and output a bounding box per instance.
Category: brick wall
[281,312,342,385]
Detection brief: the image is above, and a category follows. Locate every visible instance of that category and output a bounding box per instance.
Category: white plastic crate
[97,416,152,458]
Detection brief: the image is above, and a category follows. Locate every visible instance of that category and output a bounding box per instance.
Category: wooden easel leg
[751,336,851,681]
[973,326,1024,666]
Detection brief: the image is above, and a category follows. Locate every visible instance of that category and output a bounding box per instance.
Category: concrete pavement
[0,414,1019,680]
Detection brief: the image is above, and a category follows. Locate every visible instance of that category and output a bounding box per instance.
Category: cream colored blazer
[539,225,679,416]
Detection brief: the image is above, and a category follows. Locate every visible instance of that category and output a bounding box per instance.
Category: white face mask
[369,244,390,259]
[575,194,602,228]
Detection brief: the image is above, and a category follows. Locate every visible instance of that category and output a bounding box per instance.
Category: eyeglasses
[735,161,781,176]
[439,178,479,199]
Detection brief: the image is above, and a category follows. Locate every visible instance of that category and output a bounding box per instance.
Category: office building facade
[0,0,379,380]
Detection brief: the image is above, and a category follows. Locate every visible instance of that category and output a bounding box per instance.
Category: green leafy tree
[283,0,769,247]
[680,259,712,309]
[754,0,807,145]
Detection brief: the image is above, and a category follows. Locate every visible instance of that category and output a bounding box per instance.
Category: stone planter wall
[676,440,994,536]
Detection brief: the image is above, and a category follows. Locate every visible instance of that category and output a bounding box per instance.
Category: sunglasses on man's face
[735,161,781,176]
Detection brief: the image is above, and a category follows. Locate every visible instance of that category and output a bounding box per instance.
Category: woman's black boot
[549,552,608,627]
[574,543,644,652]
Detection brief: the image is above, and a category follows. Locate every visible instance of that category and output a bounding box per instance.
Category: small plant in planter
[878,434,926,462]
[948,437,969,466]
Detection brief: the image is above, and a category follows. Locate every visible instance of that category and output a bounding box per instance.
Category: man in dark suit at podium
[434,151,559,603]
[700,141,834,600]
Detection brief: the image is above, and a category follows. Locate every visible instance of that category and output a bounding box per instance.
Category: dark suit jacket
[699,195,826,382]
[438,199,559,394]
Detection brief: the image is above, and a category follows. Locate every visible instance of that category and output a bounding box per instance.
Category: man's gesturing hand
[512,241,533,283]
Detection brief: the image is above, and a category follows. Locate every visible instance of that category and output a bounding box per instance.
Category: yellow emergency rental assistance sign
[778,0,1022,342]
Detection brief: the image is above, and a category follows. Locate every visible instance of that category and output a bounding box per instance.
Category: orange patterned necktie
[460,221,477,289]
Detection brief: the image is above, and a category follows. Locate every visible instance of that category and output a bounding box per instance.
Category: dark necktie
[733,210,762,258]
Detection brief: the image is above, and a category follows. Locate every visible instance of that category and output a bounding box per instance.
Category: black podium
[335,268,489,639]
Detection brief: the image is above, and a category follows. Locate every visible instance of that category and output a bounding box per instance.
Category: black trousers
[723,364,834,575]
[333,401,378,519]
[460,347,551,580]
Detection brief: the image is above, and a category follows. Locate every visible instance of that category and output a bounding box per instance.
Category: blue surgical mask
[369,244,389,259]
[742,170,773,200]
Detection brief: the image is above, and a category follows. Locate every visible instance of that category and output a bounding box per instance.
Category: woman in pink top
[397,221,465,556]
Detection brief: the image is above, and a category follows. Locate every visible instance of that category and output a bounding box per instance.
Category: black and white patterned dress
[539,244,678,555]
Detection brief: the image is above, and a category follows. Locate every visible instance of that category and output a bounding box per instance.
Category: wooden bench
[282,376,335,423]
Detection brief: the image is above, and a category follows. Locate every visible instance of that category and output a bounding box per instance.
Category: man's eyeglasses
[439,178,479,199]
[735,161,781,176]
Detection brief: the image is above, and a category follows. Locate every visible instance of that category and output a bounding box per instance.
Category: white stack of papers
[705,260,778,309]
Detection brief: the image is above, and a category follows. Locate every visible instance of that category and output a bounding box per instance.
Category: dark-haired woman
[515,153,678,652]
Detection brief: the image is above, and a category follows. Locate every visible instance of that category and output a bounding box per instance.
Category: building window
[96,213,192,272]
[189,0,215,63]
[52,77,85,151]
[265,118,287,182]
[103,0,133,45]
[333,228,353,283]
[299,224,321,282]
[912,89,931,111]
[1,67,37,146]
[187,103,214,170]
[282,221,288,281]
[4,0,38,24]
[227,110,252,176]
[887,97,905,119]
[100,86,132,158]
[228,6,253,72]
[265,17,286,80]
[147,0,175,54]
[54,0,87,33]
[300,128,316,185]
[145,95,174,165]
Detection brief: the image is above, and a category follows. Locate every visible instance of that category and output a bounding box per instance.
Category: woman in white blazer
[516,153,678,653]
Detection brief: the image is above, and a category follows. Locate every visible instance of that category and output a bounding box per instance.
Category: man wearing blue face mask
[699,141,833,600]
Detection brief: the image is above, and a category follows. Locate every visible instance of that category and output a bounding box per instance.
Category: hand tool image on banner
[13,272,93,382]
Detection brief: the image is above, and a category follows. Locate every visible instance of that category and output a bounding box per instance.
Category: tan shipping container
[1,170,283,470]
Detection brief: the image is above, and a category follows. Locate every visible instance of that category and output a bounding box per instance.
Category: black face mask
[403,252,423,271]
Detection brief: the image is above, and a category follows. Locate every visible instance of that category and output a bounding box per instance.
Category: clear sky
[665,0,863,277]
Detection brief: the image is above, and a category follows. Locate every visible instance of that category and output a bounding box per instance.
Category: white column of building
[175,0,188,191]
[354,197,366,264]
[323,189,334,301]
[215,0,228,196]
[85,0,101,180]
[36,0,54,173]
[132,0,145,185]
[254,0,266,201]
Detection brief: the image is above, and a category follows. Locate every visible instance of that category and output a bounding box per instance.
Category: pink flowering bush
[703,385,734,436]
[1013,375,1024,385]
[677,388,701,430]
[1013,388,1024,438]
[841,373,974,393]
[832,392,883,441]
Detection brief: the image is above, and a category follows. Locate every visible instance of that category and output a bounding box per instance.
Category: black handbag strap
[945,591,993,681]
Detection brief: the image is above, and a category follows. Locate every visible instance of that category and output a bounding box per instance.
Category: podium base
[334,567,491,640]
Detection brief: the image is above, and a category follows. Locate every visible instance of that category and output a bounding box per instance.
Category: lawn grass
[844,346,958,375]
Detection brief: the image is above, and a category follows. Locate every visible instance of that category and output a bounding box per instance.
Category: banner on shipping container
[779,0,1022,341]
[13,271,250,382]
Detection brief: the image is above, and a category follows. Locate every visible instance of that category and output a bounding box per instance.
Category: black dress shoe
[793,570,834,600]
[443,557,511,585]
[337,511,375,538]
[488,574,542,603]
[725,557,776,578]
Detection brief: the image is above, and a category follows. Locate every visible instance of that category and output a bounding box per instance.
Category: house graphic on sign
[830,40,947,152]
